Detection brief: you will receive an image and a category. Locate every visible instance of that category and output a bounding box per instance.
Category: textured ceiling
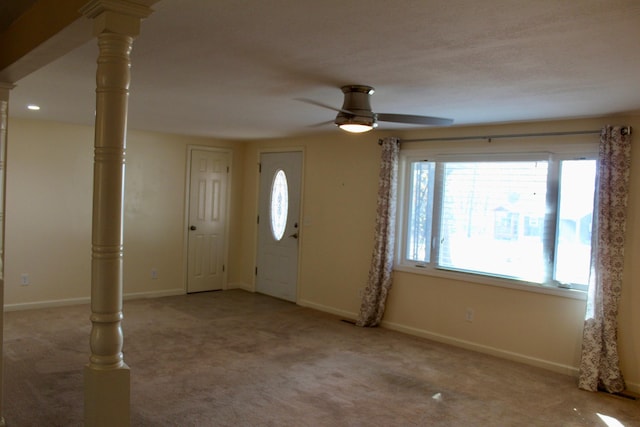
[7,0,640,139]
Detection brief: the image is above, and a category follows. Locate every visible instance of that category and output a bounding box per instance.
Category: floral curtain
[357,137,400,327]
[578,125,631,393]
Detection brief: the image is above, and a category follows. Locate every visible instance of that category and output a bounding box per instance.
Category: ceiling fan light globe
[334,109,377,133]
[339,123,375,133]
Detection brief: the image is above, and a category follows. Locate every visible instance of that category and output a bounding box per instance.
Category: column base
[84,363,130,427]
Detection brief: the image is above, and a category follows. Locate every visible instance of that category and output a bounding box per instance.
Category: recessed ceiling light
[27,104,40,111]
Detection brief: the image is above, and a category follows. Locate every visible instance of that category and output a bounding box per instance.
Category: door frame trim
[254,147,305,300]
[183,145,233,292]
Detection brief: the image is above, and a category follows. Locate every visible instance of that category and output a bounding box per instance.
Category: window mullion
[544,157,560,284]
[431,162,444,266]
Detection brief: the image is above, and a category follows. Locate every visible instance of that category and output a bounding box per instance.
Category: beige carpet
[3,290,639,426]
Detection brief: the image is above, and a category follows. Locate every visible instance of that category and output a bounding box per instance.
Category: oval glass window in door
[270,169,289,241]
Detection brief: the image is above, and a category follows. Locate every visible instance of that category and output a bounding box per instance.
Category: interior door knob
[190,225,197,230]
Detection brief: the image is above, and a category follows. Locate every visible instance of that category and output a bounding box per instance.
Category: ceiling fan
[299,85,453,133]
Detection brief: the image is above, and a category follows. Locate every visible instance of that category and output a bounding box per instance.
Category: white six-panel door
[187,149,229,293]
[256,151,303,302]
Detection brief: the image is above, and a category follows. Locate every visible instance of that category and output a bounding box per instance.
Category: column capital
[80,0,157,36]
[0,84,15,101]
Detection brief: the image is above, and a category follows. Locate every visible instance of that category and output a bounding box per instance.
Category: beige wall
[4,113,639,393]
[386,115,640,392]
[238,134,382,312]
[237,114,640,393]
[4,118,242,307]
[5,119,93,305]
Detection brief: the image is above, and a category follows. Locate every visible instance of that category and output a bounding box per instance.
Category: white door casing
[186,149,230,293]
[256,151,303,302]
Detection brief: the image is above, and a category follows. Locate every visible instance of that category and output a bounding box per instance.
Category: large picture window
[398,151,597,291]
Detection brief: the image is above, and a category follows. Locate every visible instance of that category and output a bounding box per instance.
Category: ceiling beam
[0,0,92,83]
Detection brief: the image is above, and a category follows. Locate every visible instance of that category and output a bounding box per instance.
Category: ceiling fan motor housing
[335,85,378,128]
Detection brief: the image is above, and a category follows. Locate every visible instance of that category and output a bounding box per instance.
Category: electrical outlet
[20,273,29,286]
[465,308,474,322]
[151,268,158,280]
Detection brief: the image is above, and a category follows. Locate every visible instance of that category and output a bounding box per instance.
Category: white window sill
[394,264,587,301]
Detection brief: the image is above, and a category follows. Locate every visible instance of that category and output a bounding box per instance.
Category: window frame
[395,144,598,299]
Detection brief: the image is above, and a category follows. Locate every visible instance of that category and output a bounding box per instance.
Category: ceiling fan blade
[295,98,354,115]
[377,113,453,126]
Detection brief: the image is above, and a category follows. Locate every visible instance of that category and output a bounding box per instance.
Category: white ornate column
[80,2,153,426]
[0,82,14,427]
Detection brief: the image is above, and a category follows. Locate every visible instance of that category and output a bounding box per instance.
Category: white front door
[256,151,303,302]
[187,149,229,293]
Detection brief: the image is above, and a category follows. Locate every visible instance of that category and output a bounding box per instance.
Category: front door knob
[190,225,197,231]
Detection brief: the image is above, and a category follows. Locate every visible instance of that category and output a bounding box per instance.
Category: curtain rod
[378,126,632,145]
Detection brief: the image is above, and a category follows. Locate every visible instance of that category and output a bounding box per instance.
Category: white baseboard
[4,296,91,312]
[4,288,186,312]
[297,299,358,320]
[123,288,185,300]
[7,290,638,395]
[295,300,582,379]
[625,381,640,395]
[381,320,580,377]
[381,321,640,395]
[227,282,253,292]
